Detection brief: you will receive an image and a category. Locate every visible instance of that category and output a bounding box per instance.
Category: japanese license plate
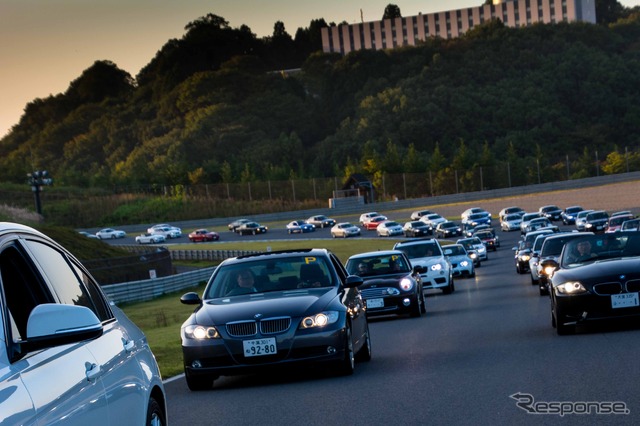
[611,293,639,309]
[243,338,277,357]
[367,298,384,309]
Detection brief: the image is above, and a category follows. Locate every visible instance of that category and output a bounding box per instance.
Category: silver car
[393,239,455,294]
[0,223,167,425]
[443,244,475,278]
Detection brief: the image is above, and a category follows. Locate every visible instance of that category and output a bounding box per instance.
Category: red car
[363,216,387,230]
[188,229,220,242]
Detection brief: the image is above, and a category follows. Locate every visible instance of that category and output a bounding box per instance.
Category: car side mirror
[413,265,425,274]
[345,275,364,288]
[180,292,202,305]
[24,304,103,353]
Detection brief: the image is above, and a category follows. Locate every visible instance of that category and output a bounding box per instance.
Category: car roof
[348,249,406,260]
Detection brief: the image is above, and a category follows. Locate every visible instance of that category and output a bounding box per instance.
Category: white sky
[2,0,639,137]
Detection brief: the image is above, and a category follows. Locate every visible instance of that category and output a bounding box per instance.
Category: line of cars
[506,204,640,335]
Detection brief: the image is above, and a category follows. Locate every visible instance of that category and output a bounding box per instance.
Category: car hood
[406,256,445,268]
[195,288,339,324]
[554,257,640,285]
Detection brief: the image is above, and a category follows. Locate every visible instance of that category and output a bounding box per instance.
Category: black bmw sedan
[179,248,371,390]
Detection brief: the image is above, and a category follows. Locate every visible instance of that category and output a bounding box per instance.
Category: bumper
[364,293,421,316]
[419,271,451,289]
[182,325,348,377]
[554,292,640,324]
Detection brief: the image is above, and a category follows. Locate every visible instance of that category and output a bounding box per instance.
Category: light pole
[27,170,53,215]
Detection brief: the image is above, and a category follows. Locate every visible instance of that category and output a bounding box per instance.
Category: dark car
[402,221,432,237]
[286,220,316,234]
[188,229,220,242]
[346,250,426,318]
[235,221,268,236]
[435,221,462,239]
[539,205,563,221]
[179,248,371,390]
[474,229,500,251]
[228,218,251,231]
[583,210,609,234]
[548,232,640,335]
[561,206,584,225]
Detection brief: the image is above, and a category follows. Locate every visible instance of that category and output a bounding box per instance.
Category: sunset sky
[2,0,639,137]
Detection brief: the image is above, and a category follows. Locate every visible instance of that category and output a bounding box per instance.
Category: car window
[0,241,54,343]
[23,240,111,322]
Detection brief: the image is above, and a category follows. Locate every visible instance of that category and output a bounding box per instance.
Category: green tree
[383,4,402,19]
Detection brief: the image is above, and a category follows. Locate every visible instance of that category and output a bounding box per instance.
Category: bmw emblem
[620,275,626,280]
[254,313,263,319]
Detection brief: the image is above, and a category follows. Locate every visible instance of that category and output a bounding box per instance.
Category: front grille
[593,282,622,296]
[260,317,291,334]
[361,288,393,298]
[226,317,291,337]
[626,279,640,293]
[227,321,257,337]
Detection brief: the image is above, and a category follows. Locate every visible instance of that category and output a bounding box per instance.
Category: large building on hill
[321,0,596,54]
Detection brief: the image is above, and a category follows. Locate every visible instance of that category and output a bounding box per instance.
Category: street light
[27,170,53,215]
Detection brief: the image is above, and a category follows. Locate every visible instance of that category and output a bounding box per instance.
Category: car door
[0,237,109,425]
[21,238,149,425]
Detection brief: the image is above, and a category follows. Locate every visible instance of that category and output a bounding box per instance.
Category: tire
[355,323,372,362]
[420,291,427,313]
[146,396,166,426]
[553,303,574,335]
[442,278,455,294]
[336,326,355,376]
[332,233,337,238]
[185,370,214,391]
[410,295,422,317]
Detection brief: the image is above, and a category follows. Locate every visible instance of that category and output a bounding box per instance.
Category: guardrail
[102,267,215,305]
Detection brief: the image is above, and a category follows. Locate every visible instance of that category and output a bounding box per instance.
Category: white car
[376,220,403,237]
[520,212,543,234]
[359,212,383,225]
[461,207,490,222]
[420,213,447,228]
[500,213,523,231]
[393,239,455,294]
[443,244,475,278]
[410,209,433,220]
[135,233,166,244]
[95,228,126,239]
[457,237,488,261]
[148,223,182,235]
[0,222,167,425]
[331,222,361,238]
[151,226,182,239]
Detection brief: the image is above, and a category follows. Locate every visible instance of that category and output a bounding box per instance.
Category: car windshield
[396,242,442,259]
[346,254,410,276]
[443,245,466,256]
[561,233,640,268]
[204,256,335,298]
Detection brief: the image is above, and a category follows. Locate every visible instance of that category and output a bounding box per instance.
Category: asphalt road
[162,226,640,426]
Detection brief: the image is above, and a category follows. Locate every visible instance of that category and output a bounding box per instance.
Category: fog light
[327,346,337,354]
[191,360,202,369]
[403,298,410,307]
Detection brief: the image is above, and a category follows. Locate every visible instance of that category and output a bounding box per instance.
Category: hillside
[1,9,640,195]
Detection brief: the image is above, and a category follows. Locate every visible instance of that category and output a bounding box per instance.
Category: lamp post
[27,170,53,215]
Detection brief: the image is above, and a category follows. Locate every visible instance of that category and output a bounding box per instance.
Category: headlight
[430,263,443,271]
[556,282,587,294]
[543,265,556,276]
[399,278,414,291]
[183,324,220,339]
[469,252,478,259]
[299,311,339,329]
[519,254,531,262]
[460,260,469,267]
